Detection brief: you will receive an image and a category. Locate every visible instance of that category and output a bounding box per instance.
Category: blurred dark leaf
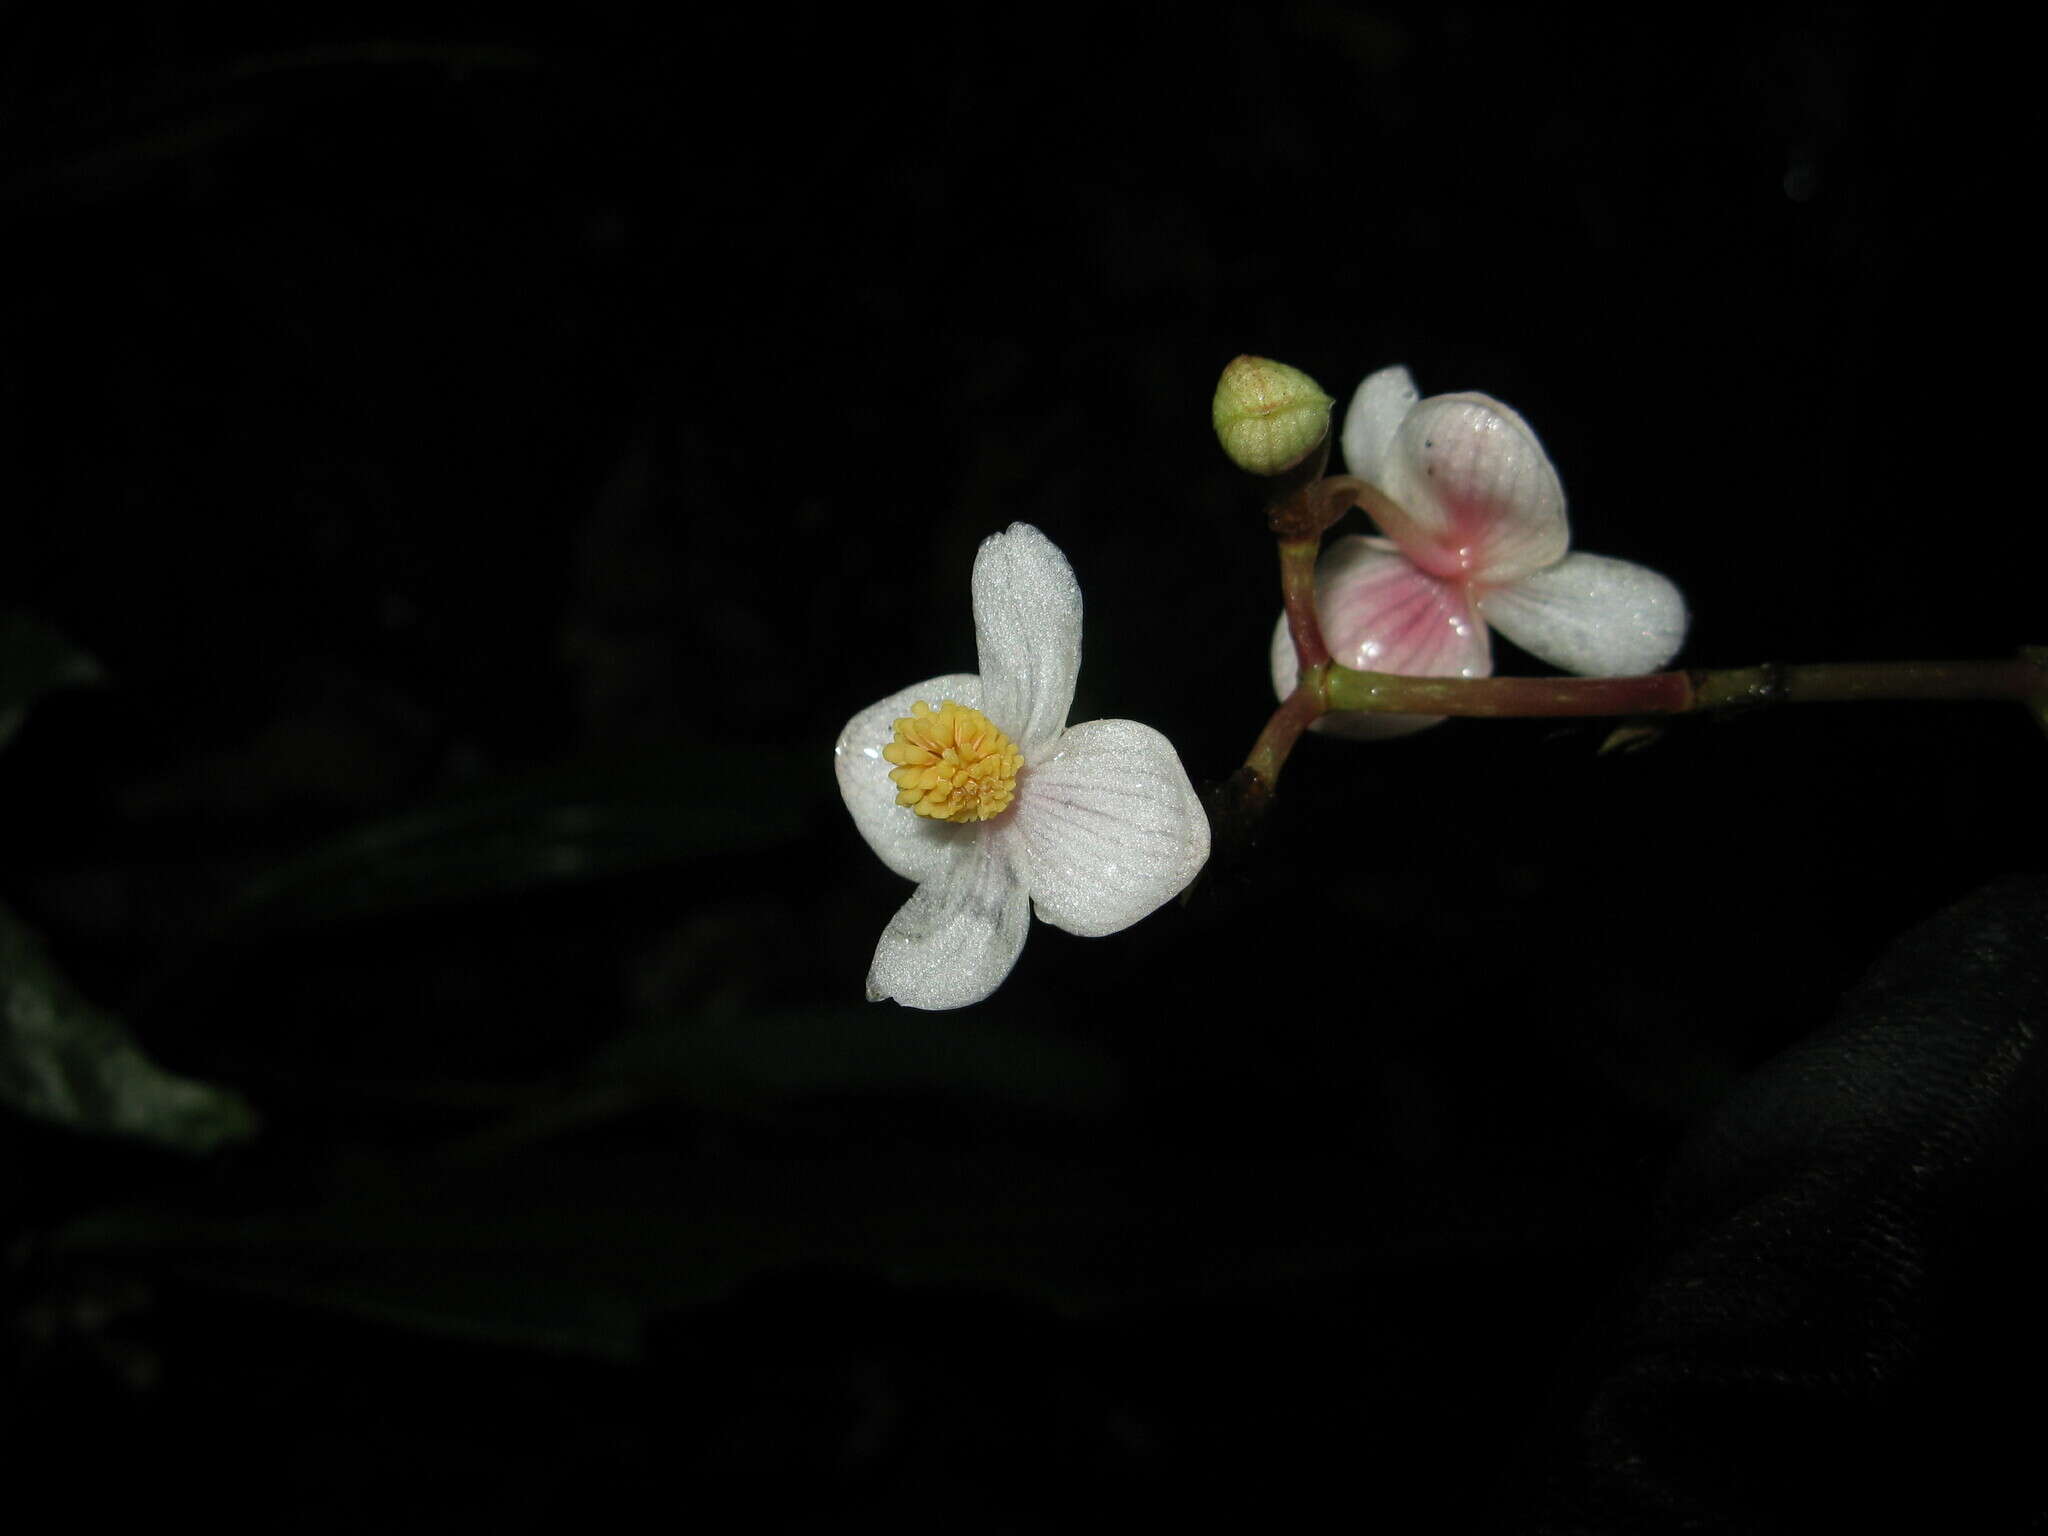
[0,609,104,754]
[593,1004,1124,1119]
[1541,875,2048,1529]
[54,1142,1390,1362]
[1,902,257,1151]
[218,742,816,933]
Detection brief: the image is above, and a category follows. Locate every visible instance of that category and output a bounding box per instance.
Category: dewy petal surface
[999,719,1210,938]
[1373,393,1569,586]
[1478,551,1689,676]
[1269,536,1494,740]
[1340,364,1421,484]
[1310,535,1493,678]
[835,672,983,883]
[866,836,1032,1010]
[972,522,1082,760]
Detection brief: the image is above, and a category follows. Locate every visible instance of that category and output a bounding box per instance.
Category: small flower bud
[1212,355,1333,477]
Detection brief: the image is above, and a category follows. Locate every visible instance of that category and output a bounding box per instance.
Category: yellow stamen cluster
[883,699,1025,823]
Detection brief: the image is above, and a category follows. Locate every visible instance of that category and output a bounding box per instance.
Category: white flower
[835,523,1210,1010]
[1273,365,1689,737]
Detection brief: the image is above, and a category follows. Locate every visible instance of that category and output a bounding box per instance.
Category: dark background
[4,8,2042,1530]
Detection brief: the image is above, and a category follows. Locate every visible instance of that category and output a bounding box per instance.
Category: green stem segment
[1277,537,1329,670]
[1691,658,2048,708]
[1235,655,2048,799]
[1320,666,1695,717]
[1245,675,1325,788]
[1319,657,2047,717]
[1269,472,1371,670]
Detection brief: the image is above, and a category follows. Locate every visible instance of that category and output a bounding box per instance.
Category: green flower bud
[1212,355,1333,476]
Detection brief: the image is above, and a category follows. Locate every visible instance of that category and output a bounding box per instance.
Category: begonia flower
[1272,364,1688,738]
[836,523,1210,1010]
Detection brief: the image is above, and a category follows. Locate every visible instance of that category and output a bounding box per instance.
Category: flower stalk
[1315,655,2047,718]
[1246,666,1328,786]
[1234,653,2048,794]
[1269,472,1362,670]
[1320,666,1694,716]
[1689,658,2048,710]
[1276,537,1330,672]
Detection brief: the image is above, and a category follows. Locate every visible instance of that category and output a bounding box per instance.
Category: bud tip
[1212,355,1333,476]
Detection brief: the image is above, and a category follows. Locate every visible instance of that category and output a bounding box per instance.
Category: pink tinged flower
[1271,365,1689,738]
[835,523,1210,1010]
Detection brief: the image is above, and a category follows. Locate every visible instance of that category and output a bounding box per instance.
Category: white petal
[1372,393,1569,586]
[1478,552,1690,676]
[1340,364,1421,483]
[835,672,983,883]
[866,837,1032,1010]
[1268,536,1493,741]
[972,522,1082,760]
[1271,608,1302,697]
[998,719,1210,938]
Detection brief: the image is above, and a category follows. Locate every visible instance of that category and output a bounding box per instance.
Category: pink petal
[1372,393,1569,586]
[1269,536,1493,740]
[1316,536,1494,677]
